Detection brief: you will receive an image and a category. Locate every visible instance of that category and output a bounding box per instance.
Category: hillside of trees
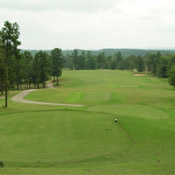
[27,48,175,58]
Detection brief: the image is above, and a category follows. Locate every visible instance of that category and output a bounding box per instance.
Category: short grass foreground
[0,70,175,174]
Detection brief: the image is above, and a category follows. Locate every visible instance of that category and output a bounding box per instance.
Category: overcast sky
[0,0,175,50]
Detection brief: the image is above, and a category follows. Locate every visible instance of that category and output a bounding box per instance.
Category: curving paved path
[11,81,83,107]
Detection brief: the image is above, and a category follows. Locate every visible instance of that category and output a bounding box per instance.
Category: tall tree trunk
[37,83,39,89]
[56,76,59,85]
[5,45,8,108]
[17,84,19,90]
[0,81,3,94]
[43,82,45,88]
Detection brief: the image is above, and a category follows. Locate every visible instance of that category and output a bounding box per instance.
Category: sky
[0,0,175,50]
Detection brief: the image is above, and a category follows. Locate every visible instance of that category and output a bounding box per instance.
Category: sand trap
[134,74,146,77]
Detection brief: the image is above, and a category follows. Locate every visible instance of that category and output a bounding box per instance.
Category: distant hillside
[23,48,175,58]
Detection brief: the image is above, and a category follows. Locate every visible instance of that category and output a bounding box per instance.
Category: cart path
[11,81,84,107]
[46,80,54,88]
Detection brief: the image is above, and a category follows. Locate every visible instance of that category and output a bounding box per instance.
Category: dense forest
[1,21,175,107]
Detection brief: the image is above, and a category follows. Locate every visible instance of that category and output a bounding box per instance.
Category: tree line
[28,48,175,58]
[0,21,64,107]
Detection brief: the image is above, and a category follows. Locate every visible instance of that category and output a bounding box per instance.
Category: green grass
[0,70,175,174]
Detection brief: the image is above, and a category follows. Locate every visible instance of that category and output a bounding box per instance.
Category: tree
[86,51,96,69]
[78,51,86,70]
[169,65,175,88]
[22,51,33,89]
[146,52,161,76]
[32,51,51,88]
[0,40,5,94]
[39,51,51,88]
[14,50,22,90]
[123,55,137,70]
[114,51,123,69]
[51,48,64,85]
[110,60,117,70]
[157,56,168,78]
[72,49,79,70]
[136,55,145,72]
[167,55,175,71]
[32,52,40,89]
[64,54,74,70]
[106,56,112,69]
[96,52,106,69]
[0,21,21,107]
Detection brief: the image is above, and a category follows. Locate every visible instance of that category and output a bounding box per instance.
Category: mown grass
[0,70,175,174]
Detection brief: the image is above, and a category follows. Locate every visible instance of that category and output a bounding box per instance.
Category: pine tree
[51,48,64,85]
[0,21,21,107]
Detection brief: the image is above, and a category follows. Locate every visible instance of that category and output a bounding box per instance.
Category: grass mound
[0,110,130,168]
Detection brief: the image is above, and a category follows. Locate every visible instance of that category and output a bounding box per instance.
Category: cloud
[0,0,175,50]
[0,0,120,12]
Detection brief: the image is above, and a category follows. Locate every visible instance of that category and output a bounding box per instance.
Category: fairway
[0,70,175,174]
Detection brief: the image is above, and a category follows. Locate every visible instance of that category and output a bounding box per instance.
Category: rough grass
[0,70,175,174]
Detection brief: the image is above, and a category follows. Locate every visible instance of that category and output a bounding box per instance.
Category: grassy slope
[0,70,175,174]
